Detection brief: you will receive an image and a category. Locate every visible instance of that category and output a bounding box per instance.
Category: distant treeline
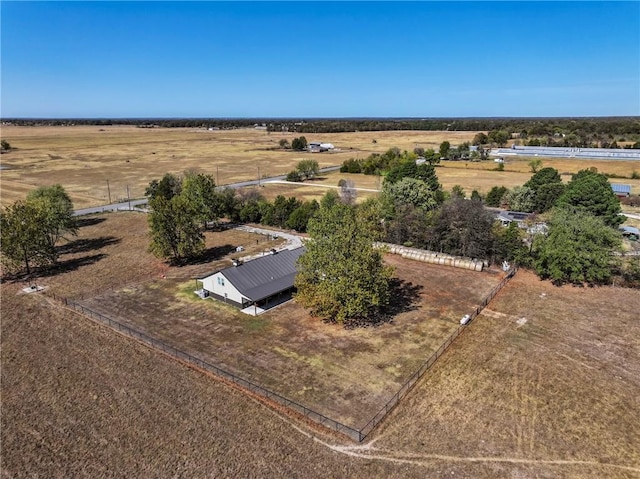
[4,117,640,138]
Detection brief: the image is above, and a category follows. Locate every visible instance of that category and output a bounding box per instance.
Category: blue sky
[1,1,639,118]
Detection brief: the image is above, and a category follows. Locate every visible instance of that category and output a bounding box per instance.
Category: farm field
[0,125,479,208]
[53,214,503,428]
[4,124,639,209]
[3,214,639,477]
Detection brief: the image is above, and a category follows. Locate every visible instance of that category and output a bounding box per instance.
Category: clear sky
[1,1,639,118]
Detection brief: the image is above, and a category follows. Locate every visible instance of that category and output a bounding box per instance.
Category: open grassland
[3,125,639,207]
[2,212,640,477]
[39,213,502,428]
[369,269,640,477]
[0,125,478,208]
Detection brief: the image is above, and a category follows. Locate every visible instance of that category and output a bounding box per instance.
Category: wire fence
[46,267,517,443]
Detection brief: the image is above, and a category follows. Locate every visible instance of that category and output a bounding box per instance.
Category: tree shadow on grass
[57,236,121,255]
[76,217,107,228]
[3,254,108,283]
[177,244,236,266]
[339,278,424,329]
[38,254,108,278]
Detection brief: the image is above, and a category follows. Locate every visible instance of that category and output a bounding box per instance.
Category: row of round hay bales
[378,243,483,271]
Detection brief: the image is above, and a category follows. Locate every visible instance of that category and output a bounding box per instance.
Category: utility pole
[106,180,112,204]
[258,165,261,187]
[127,185,131,210]
[216,165,219,186]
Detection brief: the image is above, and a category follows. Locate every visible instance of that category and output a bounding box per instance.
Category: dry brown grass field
[2,212,640,477]
[2,125,640,208]
[0,125,478,207]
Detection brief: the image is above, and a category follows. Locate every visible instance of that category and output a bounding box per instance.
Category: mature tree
[148,195,204,263]
[286,170,303,182]
[1,200,54,275]
[296,159,320,180]
[215,187,239,220]
[381,177,438,218]
[485,186,508,207]
[532,208,622,285]
[1,140,11,151]
[428,198,495,259]
[439,141,451,159]
[291,136,308,151]
[524,167,564,213]
[470,190,483,202]
[145,173,182,200]
[557,169,623,227]
[493,222,529,266]
[181,172,219,229]
[286,200,319,233]
[501,186,535,212]
[472,132,489,145]
[384,204,431,247]
[524,167,562,192]
[488,130,510,147]
[385,161,440,192]
[26,184,77,258]
[295,201,393,324]
[262,195,301,228]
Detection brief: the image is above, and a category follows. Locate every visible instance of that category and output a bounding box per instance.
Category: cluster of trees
[1,185,77,276]
[286,159,320,182]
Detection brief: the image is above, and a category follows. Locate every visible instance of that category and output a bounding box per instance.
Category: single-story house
[495,210,532,227]
[611,184,631,198]
[198,247,305,312]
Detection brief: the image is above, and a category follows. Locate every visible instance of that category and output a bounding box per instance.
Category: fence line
[46,267,517,442]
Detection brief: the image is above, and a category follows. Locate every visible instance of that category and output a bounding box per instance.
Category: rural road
[73,165,342,216]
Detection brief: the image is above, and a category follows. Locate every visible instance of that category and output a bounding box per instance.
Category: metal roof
[611,184,631,194]
[219,247,305,302]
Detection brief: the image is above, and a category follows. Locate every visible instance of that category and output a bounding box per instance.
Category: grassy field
[3,125,639,208]
[12,212,503,429]
[0,125,478,207]
[2,213,639,477]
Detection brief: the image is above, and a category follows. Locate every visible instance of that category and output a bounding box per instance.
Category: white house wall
[201,272,247,304]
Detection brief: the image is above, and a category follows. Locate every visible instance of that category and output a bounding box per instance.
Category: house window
[217,277,225,286]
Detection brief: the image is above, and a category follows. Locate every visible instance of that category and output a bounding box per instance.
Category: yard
[78,250,505,428]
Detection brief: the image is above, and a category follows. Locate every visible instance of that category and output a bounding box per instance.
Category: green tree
[450,185,465,199]
[524,167,564,213]
[26,184,78,257]
[532,208,622,285]
[1,200,54,275]
[439,141,451,159]
[557,169,623,227]
[472,132,489,145]
[1,140,11,151]
[428,198,495,259]
[485,186,508,207]
[291,136,308,151]
[528,159,543,173]
[286,200,319,232]
[295,201,393,324]
[148,195,204,263]
[181,172,219,229]
[145,173,182,200]
[296,159,320,180]
[501,186,535,212]
[493,222,529,266]
[381,177,438,218]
